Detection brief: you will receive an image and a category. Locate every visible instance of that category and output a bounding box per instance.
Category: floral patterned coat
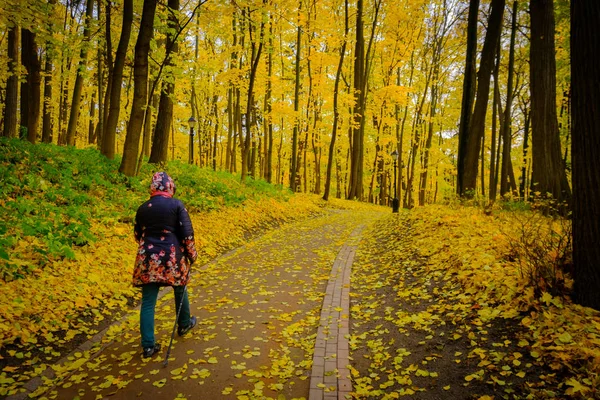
[132,172,198,287]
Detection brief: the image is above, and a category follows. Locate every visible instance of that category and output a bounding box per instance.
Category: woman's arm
[178,202,198,264]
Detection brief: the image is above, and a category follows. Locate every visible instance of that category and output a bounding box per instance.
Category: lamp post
[391,149,399,213]
[188,116,196,164]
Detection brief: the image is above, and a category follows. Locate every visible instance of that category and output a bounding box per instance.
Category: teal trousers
[140,283,191,348]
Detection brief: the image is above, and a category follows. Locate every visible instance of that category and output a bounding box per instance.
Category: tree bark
[500,1,518,196]
[347,0,365,200]
[119,0,157,175]
[149,0,180,164]
[21,28,42,144]
[265,15,274,183]
[42,39,54,144]
[241,4,265,180]
[571,0,600,310]
[2,26,19,138]
[102,0,132,159]
[529,0,571,204]
[456,0,479,196]
[462,0,505,195]
[66,0,94,146]
[290,3,302,191]
[323,0,348,201]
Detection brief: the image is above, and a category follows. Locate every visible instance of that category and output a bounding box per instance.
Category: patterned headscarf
[149,171,176,197]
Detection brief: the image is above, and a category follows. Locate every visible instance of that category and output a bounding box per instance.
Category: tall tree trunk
[42,42,53,143]
[91,0,103,146]
[457,0,479,196]
[265,16,274,183]
[500,1,518,196]
[519,106,530,198]
[347,0,365,200]
[571,0,600,311]
[21,28,42,144]
[66,0,94,146]
[241,4,265,180]
[99,0,113,148]
[462,0,505,195]
[323,0,348,201]
[102,0,132,159]
[88,94,95,143]
[149,0,180,164]
[2,26,19,138]
[119,0,157,175]
[489,44,501,200]
[530,0,572,204]
[290,3,302,191]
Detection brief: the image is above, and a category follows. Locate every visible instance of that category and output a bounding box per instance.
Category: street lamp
[188,116,196,164]
[391,149,399,213]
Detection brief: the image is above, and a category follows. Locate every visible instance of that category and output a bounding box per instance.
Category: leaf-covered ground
[11,208,386,399]
[350,207,600,399]
[2,140,599,399]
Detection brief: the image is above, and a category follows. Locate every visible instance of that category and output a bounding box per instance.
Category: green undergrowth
[0,138,291,282]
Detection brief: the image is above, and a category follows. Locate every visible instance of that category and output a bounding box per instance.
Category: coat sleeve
[134,209,142,242]
[177,201,198,264]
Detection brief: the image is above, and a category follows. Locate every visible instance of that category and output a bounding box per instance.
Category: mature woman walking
[133,171,198,358]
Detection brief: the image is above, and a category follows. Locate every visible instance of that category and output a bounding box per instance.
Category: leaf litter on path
[29,209,386,400]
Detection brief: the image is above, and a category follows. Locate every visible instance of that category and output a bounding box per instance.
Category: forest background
[3,0,597,306]
[1,0,600,397]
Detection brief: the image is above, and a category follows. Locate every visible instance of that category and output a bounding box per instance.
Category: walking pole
[163,266,191,368]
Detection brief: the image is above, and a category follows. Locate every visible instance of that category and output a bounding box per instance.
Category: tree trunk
[290,3,302,191]
[519,106,530,198]
[347,0,365,200]
[102,0,132,159]
[489,44,501,200]
[2,26,19,138]
[571,0,600,310]
[500,1,518,197]
[21,28,42,144]
[456,0,479,196]
[462,0,505,195]
[530,0,572,204]
[149,0,180,164]
[98,0,113,149]
[119,0,157,175]
[66,0,94,146]
[323,0,348,201]
[265,17,274,182]
[42,42,53,143]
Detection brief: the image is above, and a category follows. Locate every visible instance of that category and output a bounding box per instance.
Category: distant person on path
[133,171,198,358]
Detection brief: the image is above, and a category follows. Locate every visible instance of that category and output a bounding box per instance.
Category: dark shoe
[177,316,197,336]
[142,343,161,358]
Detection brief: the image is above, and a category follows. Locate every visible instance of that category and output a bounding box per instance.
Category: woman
[133,171,198,358]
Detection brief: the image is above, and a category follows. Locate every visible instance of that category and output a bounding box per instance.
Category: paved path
[11,210,383,400]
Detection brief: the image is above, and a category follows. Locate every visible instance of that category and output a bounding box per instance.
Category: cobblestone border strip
[309,225,364,400]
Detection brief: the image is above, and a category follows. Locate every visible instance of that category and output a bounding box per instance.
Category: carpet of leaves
[349,205,600,399]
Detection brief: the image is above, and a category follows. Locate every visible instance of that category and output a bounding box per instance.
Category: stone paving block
[311,363,324,380]
[326,342,337,355]
[313,353,325,367]
[325,360,337,373]
[309,388,324,400]
[324,374,337,386]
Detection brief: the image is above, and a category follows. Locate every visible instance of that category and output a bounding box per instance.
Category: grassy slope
[0,138,333,355]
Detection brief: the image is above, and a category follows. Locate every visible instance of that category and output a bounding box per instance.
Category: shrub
[503,209,573,298]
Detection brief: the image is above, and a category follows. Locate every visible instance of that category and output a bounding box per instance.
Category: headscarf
[149,171,176,198]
